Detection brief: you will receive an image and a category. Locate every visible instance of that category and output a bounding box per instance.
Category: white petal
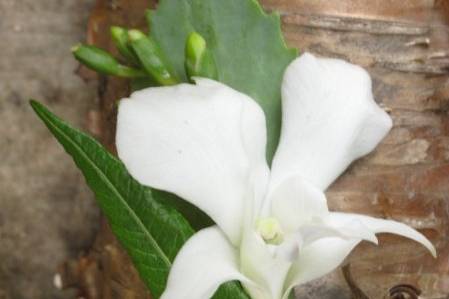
[268,176,373,264]
[271,53,393,190]
[319,217,378,244]
[273,229,325,263]
[273,229,331,263]
[282,237,360,299]
[269,175,329,232]
[298,219,377,250]
[329,212,436,257]
[240,92,271,222]
[116,78,268,244]
[240,230,292,299]
[281,213,437,298]
[274,217,378,262]
[161,226,249,299]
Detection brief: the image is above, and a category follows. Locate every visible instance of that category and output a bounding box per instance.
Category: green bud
[128,29,178,86]
[72,44,146,78]
[110,26,139,65]
[186,32,206,64]
[128,29,147,42]
[184,32,218,81]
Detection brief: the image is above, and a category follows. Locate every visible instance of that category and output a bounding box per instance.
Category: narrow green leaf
[30,100,249,299]
[150,0,298,162]
[30,100,190,296]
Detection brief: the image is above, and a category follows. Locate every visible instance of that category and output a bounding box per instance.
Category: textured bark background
[61,0,449,298]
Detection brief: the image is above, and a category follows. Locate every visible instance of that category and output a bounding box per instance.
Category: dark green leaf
[30,100,249,299]
[150,0,297,162]
[215,281,251,299]
[152,189,214,231]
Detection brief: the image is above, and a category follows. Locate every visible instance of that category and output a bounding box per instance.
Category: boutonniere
[31,1,435,298]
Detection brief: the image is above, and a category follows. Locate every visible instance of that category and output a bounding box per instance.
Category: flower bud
[128,29,179,86]
[185,32,206,64]
[72,44,145,78]
[185,32,218,81]
[110,26,139,65]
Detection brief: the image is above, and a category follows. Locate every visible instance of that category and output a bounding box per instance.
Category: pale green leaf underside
[151,0,298,161]
[30,100,249,299]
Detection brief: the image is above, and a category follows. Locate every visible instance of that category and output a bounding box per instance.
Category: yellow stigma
[256,217,284,245]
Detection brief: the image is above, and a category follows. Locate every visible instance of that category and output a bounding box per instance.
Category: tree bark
[61,1,449,298]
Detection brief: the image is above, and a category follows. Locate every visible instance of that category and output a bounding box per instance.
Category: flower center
[256,217,284,245]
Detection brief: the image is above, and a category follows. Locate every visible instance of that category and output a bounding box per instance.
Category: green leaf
[30,100,249,299]
[215,282,251,299]
[150,0,297,162]
[288,290,296,299]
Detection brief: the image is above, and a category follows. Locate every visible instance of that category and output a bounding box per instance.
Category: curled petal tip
[427,242,437,258]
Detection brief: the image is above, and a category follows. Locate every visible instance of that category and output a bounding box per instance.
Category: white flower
[116,53,436,299]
